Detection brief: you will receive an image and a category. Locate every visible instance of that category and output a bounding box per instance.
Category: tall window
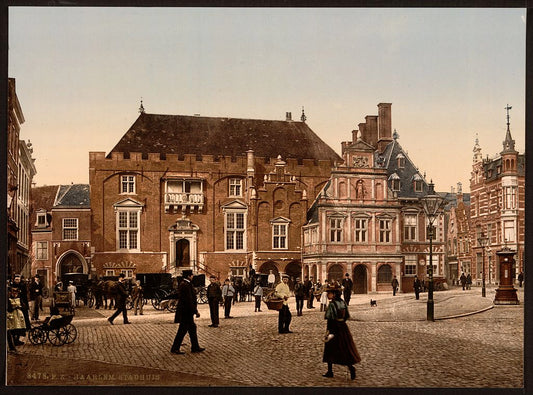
[272,223,288,249]
[229,178,242,197]
[226,212,245,250]
[404,255,417,276]
[504,220,515,242]
[504,186,517,209]
[121,175,136,194]
[379,218,392,243]
[354,218,367,243]
[404,214,417,241]
[36,241,48,260]
[62,218,78,240]
[330,218,343,242]
[117,210,140,250]
[377,264,392,283]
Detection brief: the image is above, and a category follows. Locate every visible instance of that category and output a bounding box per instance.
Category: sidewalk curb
[435,304,494,321]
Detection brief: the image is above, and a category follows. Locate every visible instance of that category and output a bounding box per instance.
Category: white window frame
[379,218,392,243]
[229,178,243,197]
[504,220,515,242]
[329,217,343,243]
[271,219,289,250]
[36,211,48,228]
[117,209,141,251]
[354,217,368,243]
[121,175,136,194]
[105,269,115,277]
[35,241,48,260]
[404,213,417,241]
[404,255,417,276]
[62,218,79,241]
[225,210,246,251]
[121,269,134,278]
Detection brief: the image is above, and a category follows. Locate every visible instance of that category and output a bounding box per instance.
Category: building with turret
[468,106,525,285]
[302,103,446,294]
[89,107,340,282]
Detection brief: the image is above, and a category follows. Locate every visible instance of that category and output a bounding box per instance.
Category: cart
[52,291,75,314]
[28,314,77,346]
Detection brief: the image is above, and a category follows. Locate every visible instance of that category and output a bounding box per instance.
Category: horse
[91,280,118,309]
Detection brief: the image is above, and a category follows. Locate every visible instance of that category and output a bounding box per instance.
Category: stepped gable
[108,112,341,163]
[54,184,90,208]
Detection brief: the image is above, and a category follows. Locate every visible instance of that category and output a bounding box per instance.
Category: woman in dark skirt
[322,284,361,379]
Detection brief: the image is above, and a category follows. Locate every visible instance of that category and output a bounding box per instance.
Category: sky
[8,7,526,192]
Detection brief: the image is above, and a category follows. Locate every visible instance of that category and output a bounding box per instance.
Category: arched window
[377,264,392,283]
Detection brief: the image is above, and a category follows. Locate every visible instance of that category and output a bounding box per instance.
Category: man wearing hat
[293,277,305,316]
[206,275,222,327]
[171,270,204,354]
[342,273,353,306]
[107,273,130,325]
[274,274,292,333]
[29,274,43,321]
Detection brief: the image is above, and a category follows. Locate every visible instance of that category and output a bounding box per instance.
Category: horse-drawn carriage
[160,274,207,312]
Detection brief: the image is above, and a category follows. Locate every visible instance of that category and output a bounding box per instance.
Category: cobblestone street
[6,287,524,389]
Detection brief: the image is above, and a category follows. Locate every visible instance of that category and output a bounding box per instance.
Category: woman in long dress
[322,284,361,380]
[7,287,27,352]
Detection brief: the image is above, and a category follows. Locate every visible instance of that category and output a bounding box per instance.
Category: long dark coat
[323,298,361,366]
[174,279,198,323]
[114,281,129,308]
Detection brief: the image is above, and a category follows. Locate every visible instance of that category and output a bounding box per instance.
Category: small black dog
[370,299,377,307]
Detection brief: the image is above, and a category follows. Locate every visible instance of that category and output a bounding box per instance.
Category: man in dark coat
[391,276,399,296]
[518,271,524,287]
[206,275,222,328]
[342,273,353,305]
[293,277,305,316]
[413,275,422,300]
[107,273,130,325]
[171,270,204,354]
[460,272,467,291]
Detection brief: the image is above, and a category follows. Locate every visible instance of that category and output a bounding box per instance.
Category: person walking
[466,273,472,290]
[253,281,263,312]
[342,273,353,305]
[293,277,305,316]
[322,283,361,380]
[206,275,222,327]
[107,273,130,325]
[131,280,144,315]
[267,270,275,288]
[29,274,43,321]
[460,272,467,291]
[221,278,235,319]
[413,275,421,300]
[518,271,524,287]
[67,281,77,309]
[391,276,399,296]
[171,270,204,354]
[305,276,315,309]
[275,275,292,334]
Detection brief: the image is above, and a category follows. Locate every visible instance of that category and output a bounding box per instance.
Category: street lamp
[420,181,446,322]
[478,232,489,297]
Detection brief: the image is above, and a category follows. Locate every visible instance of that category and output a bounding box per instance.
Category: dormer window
[389,173,401,191]
[36,210,48,228]
[412,174,423,192]
[396,153,406,169]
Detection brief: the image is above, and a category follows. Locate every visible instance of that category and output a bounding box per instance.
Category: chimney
[377,103,392,141]
[286,112,292,121]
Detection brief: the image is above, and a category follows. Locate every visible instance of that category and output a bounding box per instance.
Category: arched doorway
[258,261,280,284]
[353,264,367,294]
[328,264,344,283]
[175,239,190,267]
[284,261,302,291]
[58,252,84,277]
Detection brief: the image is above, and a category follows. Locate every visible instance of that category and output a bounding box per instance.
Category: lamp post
[478,232,488,297]
[420,181,446,322]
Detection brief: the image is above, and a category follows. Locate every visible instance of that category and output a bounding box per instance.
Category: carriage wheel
[151,290,167,310]
[166,299,178,313]
[28,327,46,345]
[196,288,208,304]
[63,324,78,344]
[48,328,67,346]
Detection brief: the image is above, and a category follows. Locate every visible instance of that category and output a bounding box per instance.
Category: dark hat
[345,273,350,277]
[182,269,193,277]
[325,282,342,293]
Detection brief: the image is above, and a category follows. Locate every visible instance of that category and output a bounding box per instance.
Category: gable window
[379,218,392,243]
[329,217,343,242]
[62,218,79,240]
[121,175,136,194]
[226,211,246,250]
[404,214,417,241]
[229,178,242,197]
[354,217,368,243]
[272,223,288,249]
[36,241,48,260]
[36,211,48,228]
